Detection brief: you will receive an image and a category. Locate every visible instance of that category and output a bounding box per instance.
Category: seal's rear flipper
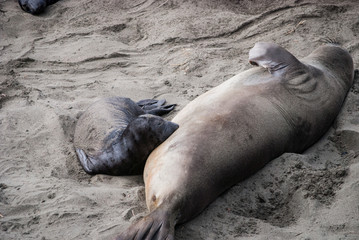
[75,148,96,174]
[248,42,304,77]
[18,0,59,15]
[137,99,176,116]
[116,207,175,240]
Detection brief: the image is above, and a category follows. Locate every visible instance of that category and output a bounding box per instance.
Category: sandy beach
[1,0,359,239]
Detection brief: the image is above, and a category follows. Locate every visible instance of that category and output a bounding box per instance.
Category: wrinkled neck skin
[249,42,354,96]
[273,43,354,153]
[304,44,354,90]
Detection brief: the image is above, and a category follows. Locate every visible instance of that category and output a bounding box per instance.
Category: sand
[1,0,359,239]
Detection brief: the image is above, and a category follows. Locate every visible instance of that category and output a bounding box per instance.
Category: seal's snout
[163,121,179,139]
[18,0,46,14]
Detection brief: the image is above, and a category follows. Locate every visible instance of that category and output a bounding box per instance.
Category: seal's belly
[144,63,342,219]
[145,89,293,214]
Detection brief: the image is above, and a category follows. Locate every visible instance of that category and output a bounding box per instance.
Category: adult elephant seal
[74,97,178,176]
[18,0,60,15]
[116,42,354,239]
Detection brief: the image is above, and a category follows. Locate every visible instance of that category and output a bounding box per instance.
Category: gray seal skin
[18,0,59,15]
[73,97,178,176]
[116,42,354,239]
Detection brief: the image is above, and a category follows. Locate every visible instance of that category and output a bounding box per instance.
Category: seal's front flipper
[137,99,176,116]
[115,207,175,240]
[249,42,304,77]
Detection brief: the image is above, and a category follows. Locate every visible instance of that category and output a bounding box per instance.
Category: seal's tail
[136,99,176,116]
[115,207,175,240]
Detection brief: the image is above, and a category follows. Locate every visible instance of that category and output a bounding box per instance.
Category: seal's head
[18,0,47,14]
[135,114,179,143]
[307,44,354,88]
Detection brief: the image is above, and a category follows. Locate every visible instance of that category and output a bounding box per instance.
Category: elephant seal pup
[18,0,60,15]
[73,97,178,176]
[116,42,354,239]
